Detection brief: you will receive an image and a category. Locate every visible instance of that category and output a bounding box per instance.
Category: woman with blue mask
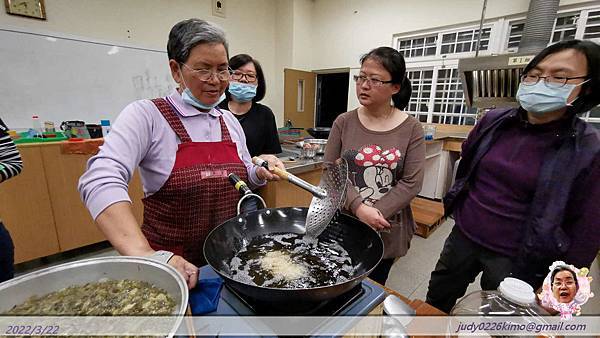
[219,54,282,158]
[78,19,279,290]
[426,39,600,314]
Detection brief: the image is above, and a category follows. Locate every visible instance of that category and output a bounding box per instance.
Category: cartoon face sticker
[552,269,578,304]
[344,145,402,206]
[538,261,595,320]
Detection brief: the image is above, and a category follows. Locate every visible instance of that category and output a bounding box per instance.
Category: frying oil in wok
[228,233,355,288]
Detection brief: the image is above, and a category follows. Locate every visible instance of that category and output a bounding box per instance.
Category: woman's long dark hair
[360,47,412,109]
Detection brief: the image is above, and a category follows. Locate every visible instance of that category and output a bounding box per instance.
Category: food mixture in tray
[3,279,176,316]
[228,233,356,288]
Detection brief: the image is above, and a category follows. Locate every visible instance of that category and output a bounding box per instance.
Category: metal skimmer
[305,159,348,238]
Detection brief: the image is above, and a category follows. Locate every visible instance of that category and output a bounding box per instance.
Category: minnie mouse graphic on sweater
[344,145,402,206]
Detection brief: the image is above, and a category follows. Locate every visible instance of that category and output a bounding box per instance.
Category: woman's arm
[78,102,198,288]
[78,102,153,219]
[373,122,426,219]
[95,201,154,256]
[0,119,23,183]
[96,201,198,288]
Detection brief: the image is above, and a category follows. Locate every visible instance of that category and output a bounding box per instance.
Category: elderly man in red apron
[79,19,279,288]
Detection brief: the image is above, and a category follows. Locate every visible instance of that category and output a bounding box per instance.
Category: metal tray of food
[0,256,188,336]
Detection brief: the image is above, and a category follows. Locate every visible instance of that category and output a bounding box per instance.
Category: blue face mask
[179,67,226,111]
[228,82,257,102]
[182,88,226,110]
[516,80,588,115]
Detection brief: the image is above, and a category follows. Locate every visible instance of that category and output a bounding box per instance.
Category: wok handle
[228,173,252,195]
[252,157,327,199]
[228,172,267,213]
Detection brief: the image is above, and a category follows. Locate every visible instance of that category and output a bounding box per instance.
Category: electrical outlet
[212,0,226,18]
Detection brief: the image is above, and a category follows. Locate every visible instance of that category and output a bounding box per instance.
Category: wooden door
[284,68,316,129]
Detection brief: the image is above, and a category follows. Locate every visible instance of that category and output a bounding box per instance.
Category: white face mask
[516,80,589,115]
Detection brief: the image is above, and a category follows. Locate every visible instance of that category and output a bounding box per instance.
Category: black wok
[203,207,383,307]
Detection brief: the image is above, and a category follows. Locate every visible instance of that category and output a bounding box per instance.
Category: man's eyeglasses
[231,71,257,82]
[520,74,588,88]
[353,75,393,87]
[181,63,232,82]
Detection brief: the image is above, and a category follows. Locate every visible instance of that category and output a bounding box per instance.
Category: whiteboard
[0,28,176,130]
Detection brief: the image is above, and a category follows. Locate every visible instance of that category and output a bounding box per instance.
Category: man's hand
[355,204,391,231]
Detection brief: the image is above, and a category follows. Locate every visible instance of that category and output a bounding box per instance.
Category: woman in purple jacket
[426,40,600,313]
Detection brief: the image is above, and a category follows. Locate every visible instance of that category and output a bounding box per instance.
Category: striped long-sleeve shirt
[0,118,23,182]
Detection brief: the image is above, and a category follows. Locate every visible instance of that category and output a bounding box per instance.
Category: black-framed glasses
[231,71,257,82]
[353,75,393,87]
[181,63,232,82]
[520,74,588,88]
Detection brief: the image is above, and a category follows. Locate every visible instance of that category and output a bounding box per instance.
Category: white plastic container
[450,278,553,338]
[31,115,43,137]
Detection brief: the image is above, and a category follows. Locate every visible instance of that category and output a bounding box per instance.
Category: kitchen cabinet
[0,146,60,263]
[259,167,323,208]
[418,126,470,200]
[420,140,459,200]
[1,141,144,263]
[420,140,444,199]
[39,143,145,252]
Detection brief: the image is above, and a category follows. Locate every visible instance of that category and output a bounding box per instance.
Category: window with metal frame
[397,34,438,58]
[440,28,491,55]
[551,13,579,42]
[432,68,477,125]
[406,69,434,123]
[505,8,600,50]
[404,65,477,125]
[584,10,600,39]
[507,21,525,50]
[395,5,600,125]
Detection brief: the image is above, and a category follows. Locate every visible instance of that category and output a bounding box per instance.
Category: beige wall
[1,0,596,125]
[308,0,596,112]
[309,0,595,71]
[292,0,314,70]
[0,0,285,123]
[274,0,295,125]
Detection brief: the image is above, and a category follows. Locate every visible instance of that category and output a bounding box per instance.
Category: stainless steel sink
[277,148,301,158]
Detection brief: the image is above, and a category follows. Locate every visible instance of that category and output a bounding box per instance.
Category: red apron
[141,98,248,266]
